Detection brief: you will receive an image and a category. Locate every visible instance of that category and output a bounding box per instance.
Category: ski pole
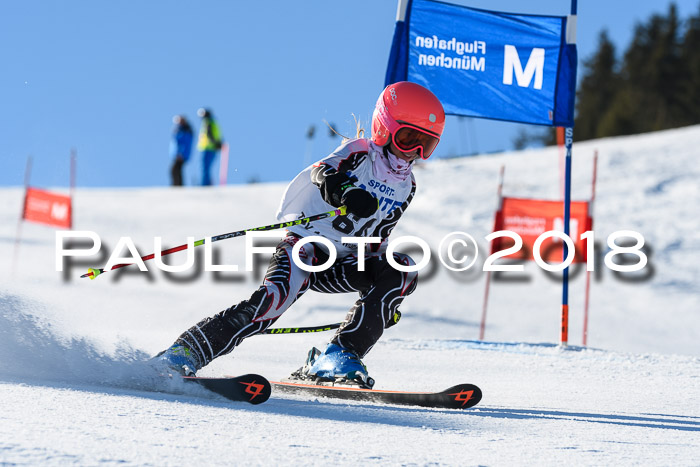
[261,322,341,335]
[81,206,347,280]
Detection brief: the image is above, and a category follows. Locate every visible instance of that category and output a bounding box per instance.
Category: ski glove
[342,188,378,218]
[321,172,378,218]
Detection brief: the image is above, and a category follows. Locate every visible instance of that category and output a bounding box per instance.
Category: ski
[271,381,482,410]
[183,374,271,405]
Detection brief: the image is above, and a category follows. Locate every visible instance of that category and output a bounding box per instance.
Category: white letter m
[503,45,544,90]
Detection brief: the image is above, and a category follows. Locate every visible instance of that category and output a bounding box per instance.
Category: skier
[156,82,445,388]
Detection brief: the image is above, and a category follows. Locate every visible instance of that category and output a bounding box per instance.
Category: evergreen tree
[648,3,685,129]
[574,30,619,140]
[680,4,700,122]
[602,4,693,136]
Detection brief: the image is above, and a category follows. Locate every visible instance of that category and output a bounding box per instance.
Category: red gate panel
[492,197,591,262]
[23,187,72,229]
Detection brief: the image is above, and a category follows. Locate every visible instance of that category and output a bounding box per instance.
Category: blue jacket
[171,125,194,162]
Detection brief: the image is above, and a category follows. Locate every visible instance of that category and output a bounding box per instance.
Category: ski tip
[237,374,272,405]
[185,374,271,405]
[444,383,482,409]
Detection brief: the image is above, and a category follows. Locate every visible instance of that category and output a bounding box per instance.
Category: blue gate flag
[384,0,577,127]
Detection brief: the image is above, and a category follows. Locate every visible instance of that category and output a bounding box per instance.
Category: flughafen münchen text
[415,35,487,71]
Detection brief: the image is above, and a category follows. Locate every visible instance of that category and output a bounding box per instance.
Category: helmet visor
[392,125,440,159]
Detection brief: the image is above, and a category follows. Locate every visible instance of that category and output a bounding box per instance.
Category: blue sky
[1,0,697,188]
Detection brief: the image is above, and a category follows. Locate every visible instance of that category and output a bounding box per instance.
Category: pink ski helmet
[371,81,445,159]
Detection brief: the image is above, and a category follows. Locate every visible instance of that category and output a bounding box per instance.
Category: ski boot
[153,345,200,377]
[289,343,374,389]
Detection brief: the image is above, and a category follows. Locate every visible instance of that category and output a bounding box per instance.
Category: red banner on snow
[492,197,592,263]
[23,187,72,229]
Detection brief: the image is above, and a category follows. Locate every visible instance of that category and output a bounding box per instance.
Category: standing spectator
[170,115,193,186]
[196,108,223,186]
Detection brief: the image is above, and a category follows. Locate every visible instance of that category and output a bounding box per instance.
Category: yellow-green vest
[198,118,222,151]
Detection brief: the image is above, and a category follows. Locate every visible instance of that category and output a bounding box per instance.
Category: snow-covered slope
[1,126,698,465]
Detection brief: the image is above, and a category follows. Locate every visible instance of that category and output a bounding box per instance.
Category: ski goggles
[391,124,441,159]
